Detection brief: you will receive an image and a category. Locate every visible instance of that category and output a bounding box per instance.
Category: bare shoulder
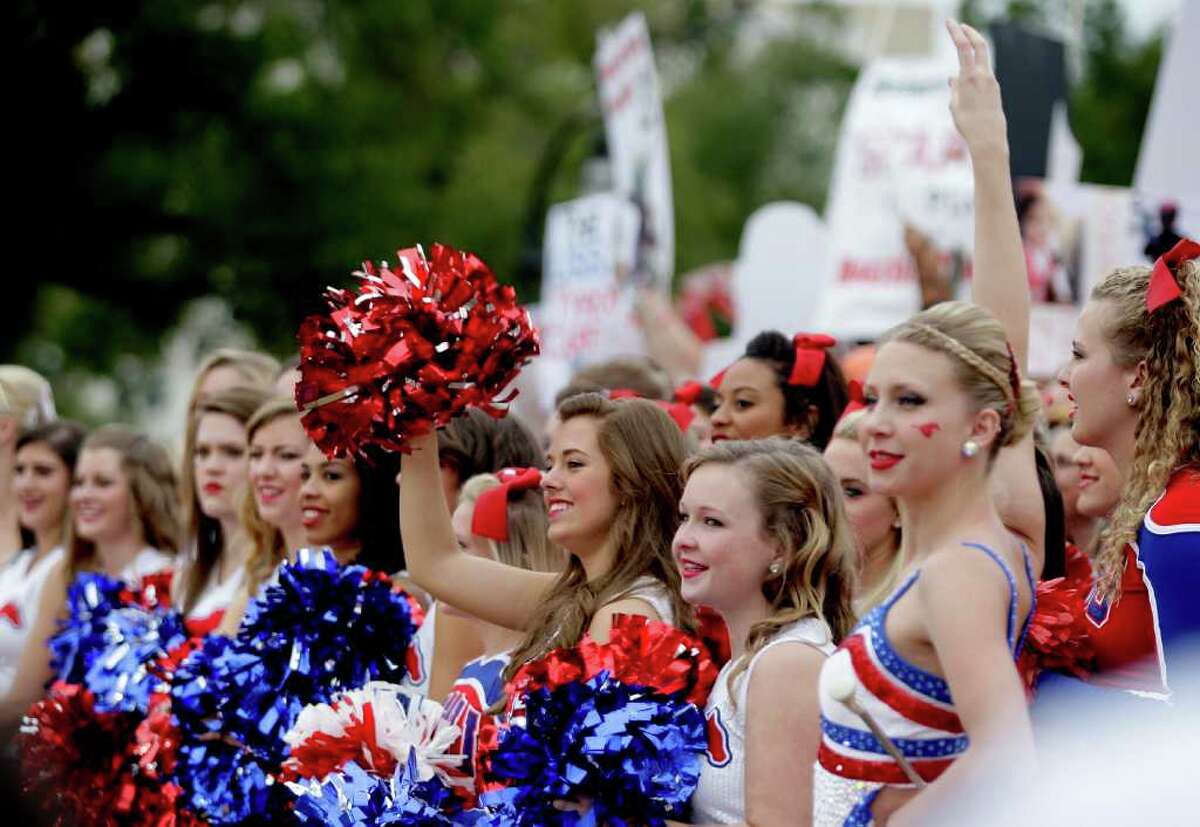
[587,596,662,642]
[747,640,827,692]
[916,542,1012,604]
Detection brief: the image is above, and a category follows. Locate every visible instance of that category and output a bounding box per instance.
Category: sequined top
[814,542,1034,826]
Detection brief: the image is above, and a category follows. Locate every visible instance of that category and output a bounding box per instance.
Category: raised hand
[946,20,1008,157]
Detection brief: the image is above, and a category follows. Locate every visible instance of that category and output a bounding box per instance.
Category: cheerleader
[0,421,85,694]
[399,393,693,707]
[1059,212,1200,698]
[184,348,278,412]
[0,425,179,730]
[216,396,308,635]
[823,410,903,613]
[175,385,270,635]
[0,366,57,558]
[674,438,856,825]
[709,331,848,448]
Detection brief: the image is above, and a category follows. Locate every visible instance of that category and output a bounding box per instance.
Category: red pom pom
[507,614,719,709]
[1017,562,1098,695]
[296,243,540,457]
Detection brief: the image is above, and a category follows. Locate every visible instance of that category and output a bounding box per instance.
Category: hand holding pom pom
[297,243,540,457]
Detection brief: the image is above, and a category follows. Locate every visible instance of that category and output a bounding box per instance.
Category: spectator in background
[1143,202,1183,262]
[1049,425,1101,556]
[0,367,56,560]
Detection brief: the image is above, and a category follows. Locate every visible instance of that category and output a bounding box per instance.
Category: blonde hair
[685,438,857,701]
[1090,259,1200,599]
[238,397,303,594]
[67,426,179,577]
[177,385,272,613]
[884,301,1041,457]
[0,365,56,432]
[459,473,560,574]
[501,393,694,686]
[831,409,905,614]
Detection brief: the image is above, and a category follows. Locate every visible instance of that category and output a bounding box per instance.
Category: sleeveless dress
[813,542,1035,827]
[691,617,835,823]
[0,546,64,694]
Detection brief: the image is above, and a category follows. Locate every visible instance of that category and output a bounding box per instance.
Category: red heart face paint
[916,422,941,438]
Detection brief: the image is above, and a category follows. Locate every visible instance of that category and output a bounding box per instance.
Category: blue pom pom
[290,753,458,827]
[170,551,423,824]
[84,605,188,714]
[175,737,284,826]
[488,673,707,827]
[48,573,126,684]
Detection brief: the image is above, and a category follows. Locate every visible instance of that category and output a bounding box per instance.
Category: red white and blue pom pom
[283,683,463,785]
[296,243,540,457]
[289,751,461,826]
[483,615,716,827]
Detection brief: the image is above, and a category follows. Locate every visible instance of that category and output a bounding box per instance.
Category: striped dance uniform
[813,542,1035,826]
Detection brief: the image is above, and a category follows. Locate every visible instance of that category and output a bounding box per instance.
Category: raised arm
[948,20,1029,367]
[399,432,555,631]
[0,558,68,735]
[949,20,1044,565]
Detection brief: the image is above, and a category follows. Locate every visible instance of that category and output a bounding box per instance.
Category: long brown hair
[66,426,180,577]
[1090,259,1200,600]
[684,438,857,700]
[177,385,271,613]
[237,397,304,595]
[501,393,694,684]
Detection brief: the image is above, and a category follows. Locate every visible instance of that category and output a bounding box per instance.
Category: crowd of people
[0,21,1196,827]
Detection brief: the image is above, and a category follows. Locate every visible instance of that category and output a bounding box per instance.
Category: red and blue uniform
[440,651,509,804]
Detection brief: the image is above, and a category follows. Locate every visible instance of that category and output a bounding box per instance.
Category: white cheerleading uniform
[0,546,65,694]
[184,564,245,637]
[401,600,435,695]
[691,617,835,823]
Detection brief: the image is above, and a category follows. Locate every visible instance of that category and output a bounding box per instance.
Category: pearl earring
[961,440,980,458]
[769,561,782,576]
[1127,393,1137,406]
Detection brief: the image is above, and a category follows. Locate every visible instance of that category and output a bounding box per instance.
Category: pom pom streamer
[85,605,189,715]
[49,573,127,684]
[485,615,716,827]
[289,753,460,826]
[283,683,464,784]
[1017,574,1097,694]
[296,243,540,457]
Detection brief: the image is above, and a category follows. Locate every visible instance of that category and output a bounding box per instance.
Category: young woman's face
[862,341,984,498]
[193,412,249,523]
[1060,299,1139,453]
[71,447,137,545]
[673,463,775,613]
[14,441,72,536]
[299,443,361,550]
[823,435,897,560]
[249,414,307,532]
[541,416,618,557]
[1050,428,1085,522]
[709,358,790,443]
[1074,445,1122,519]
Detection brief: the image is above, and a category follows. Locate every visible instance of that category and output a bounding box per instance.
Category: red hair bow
[708,368,727,389]
[1147,237,1200,312]
[674,381,705,406]
[655,400,696,433]
[607,388,642,400]
[471,467,542,542]
[789,333,837,387]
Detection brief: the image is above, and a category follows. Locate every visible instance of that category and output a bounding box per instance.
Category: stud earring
[768,561,783,576]
[961,440,980,458]
[1127,393,1137,406]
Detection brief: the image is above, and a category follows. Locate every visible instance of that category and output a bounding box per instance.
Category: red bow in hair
[607,388,642,400]
[655,400,696,433]
[472,467,543,542]
[708,368,727,389]
[1147,237,1200,312]
[840,380,866,418]
[789,333,837,387]
[674,381,705,406]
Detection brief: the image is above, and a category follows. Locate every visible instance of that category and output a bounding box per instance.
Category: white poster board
[814,56,974,341]
[538,192,642,373]
[595,12,675,290]
[1135,0,1200,199]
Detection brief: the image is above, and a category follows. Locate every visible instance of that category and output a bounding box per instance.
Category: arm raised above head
[398,432,554,632]
[948,20,1029,370]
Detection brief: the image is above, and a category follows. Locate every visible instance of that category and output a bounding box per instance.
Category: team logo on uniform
[705,707,731,768]
[405,641,426,685]
[1085,585,1111,628]
[0,602,19,627]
